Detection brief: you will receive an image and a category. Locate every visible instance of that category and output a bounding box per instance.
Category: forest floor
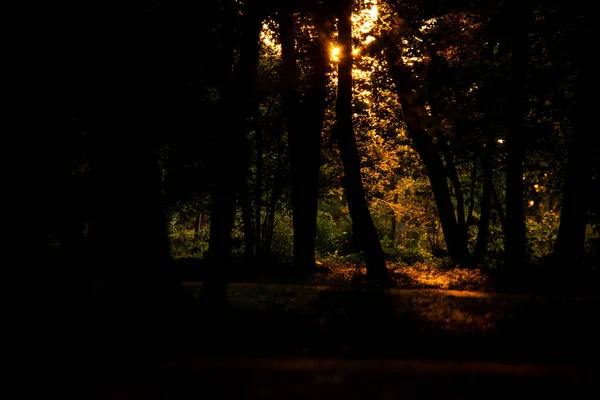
[68,260,599,398]
[70,280,599,398]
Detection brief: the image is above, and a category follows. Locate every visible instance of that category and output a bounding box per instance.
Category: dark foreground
[69,358,594,399]
[56,283,599,398]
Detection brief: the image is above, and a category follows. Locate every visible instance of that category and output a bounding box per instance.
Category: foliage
[315,210,351,258]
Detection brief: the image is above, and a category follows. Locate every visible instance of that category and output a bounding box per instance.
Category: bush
[315,210,350,258]
[169,222,210,259]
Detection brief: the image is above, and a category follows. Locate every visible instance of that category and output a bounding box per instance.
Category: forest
[55,0,597,396]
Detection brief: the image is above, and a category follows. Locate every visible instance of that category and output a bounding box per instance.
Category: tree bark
[466,155,477,225]
[239,180,256,257]
[552,13,593,266]
[279,9,328,269]
[437,132,467,239]
[474,166,492,264]
[335,0,389,281]
[504,1,528,268]
[204,3,262,305]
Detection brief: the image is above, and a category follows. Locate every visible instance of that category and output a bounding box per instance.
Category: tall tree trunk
[204,4,262,305]
[335,0,388,281]
[279,9,309,267]
[504,1,528,268]
[299,11,329,268]
[552,13,593,266]
[279,9,328,269]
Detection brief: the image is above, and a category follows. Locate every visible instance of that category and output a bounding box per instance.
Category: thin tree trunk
[239,180,255,257]
[193,209,201,237]
[437,132,467,239]
[335,0,388,281]
[467,155,477,225]
[474,168,492,264]
[255,107,263,254]
[477,147,507,234]
[504,1,528,268]
[390,194,398,244]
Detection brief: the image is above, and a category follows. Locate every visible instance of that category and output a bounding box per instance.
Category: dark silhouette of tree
[335,0,389,281]
[504,0,529,269]
[279,4,330,270]
[203,0,265,305]
[381,36,472,268]
[553,4,594,267]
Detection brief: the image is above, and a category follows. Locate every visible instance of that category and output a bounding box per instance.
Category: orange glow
[331,45,341,62]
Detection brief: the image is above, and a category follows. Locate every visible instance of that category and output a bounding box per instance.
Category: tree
[335,0,389,281]
[504,0,529,269]
[552,3,594,267]
[204,0,265,305]
[279,5,330,270]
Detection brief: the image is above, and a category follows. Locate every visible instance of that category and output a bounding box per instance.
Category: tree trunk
[254,105,264,255]
[437,132,467,240]
[335,0,388,281]
[466,155,477,225]
[390,194,398,244]
[279,9,328,269]
[239,181,256,258]
[383,41,472,268]
[204,3,262,305]
[474,170,492,264]
[504,1,528,268]
[552,15,593,267]
[411,130,473,267]
[477,144,507,235]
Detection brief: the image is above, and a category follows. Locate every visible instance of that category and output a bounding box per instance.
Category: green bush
[169,224,210,259]
[315,210,350,258]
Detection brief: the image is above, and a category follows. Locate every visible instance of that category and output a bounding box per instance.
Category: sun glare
[331,45,341,62]
[352,3,379,34]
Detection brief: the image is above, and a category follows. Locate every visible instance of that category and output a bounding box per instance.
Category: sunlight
[331,45,341,62]
[352,2,379,34]
[260,22,281,55]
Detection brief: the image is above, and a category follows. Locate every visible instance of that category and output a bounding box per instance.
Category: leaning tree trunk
[504,1,528,269]
[204,4,262,305]
[383,41,472,268]
[335,0,388,281]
